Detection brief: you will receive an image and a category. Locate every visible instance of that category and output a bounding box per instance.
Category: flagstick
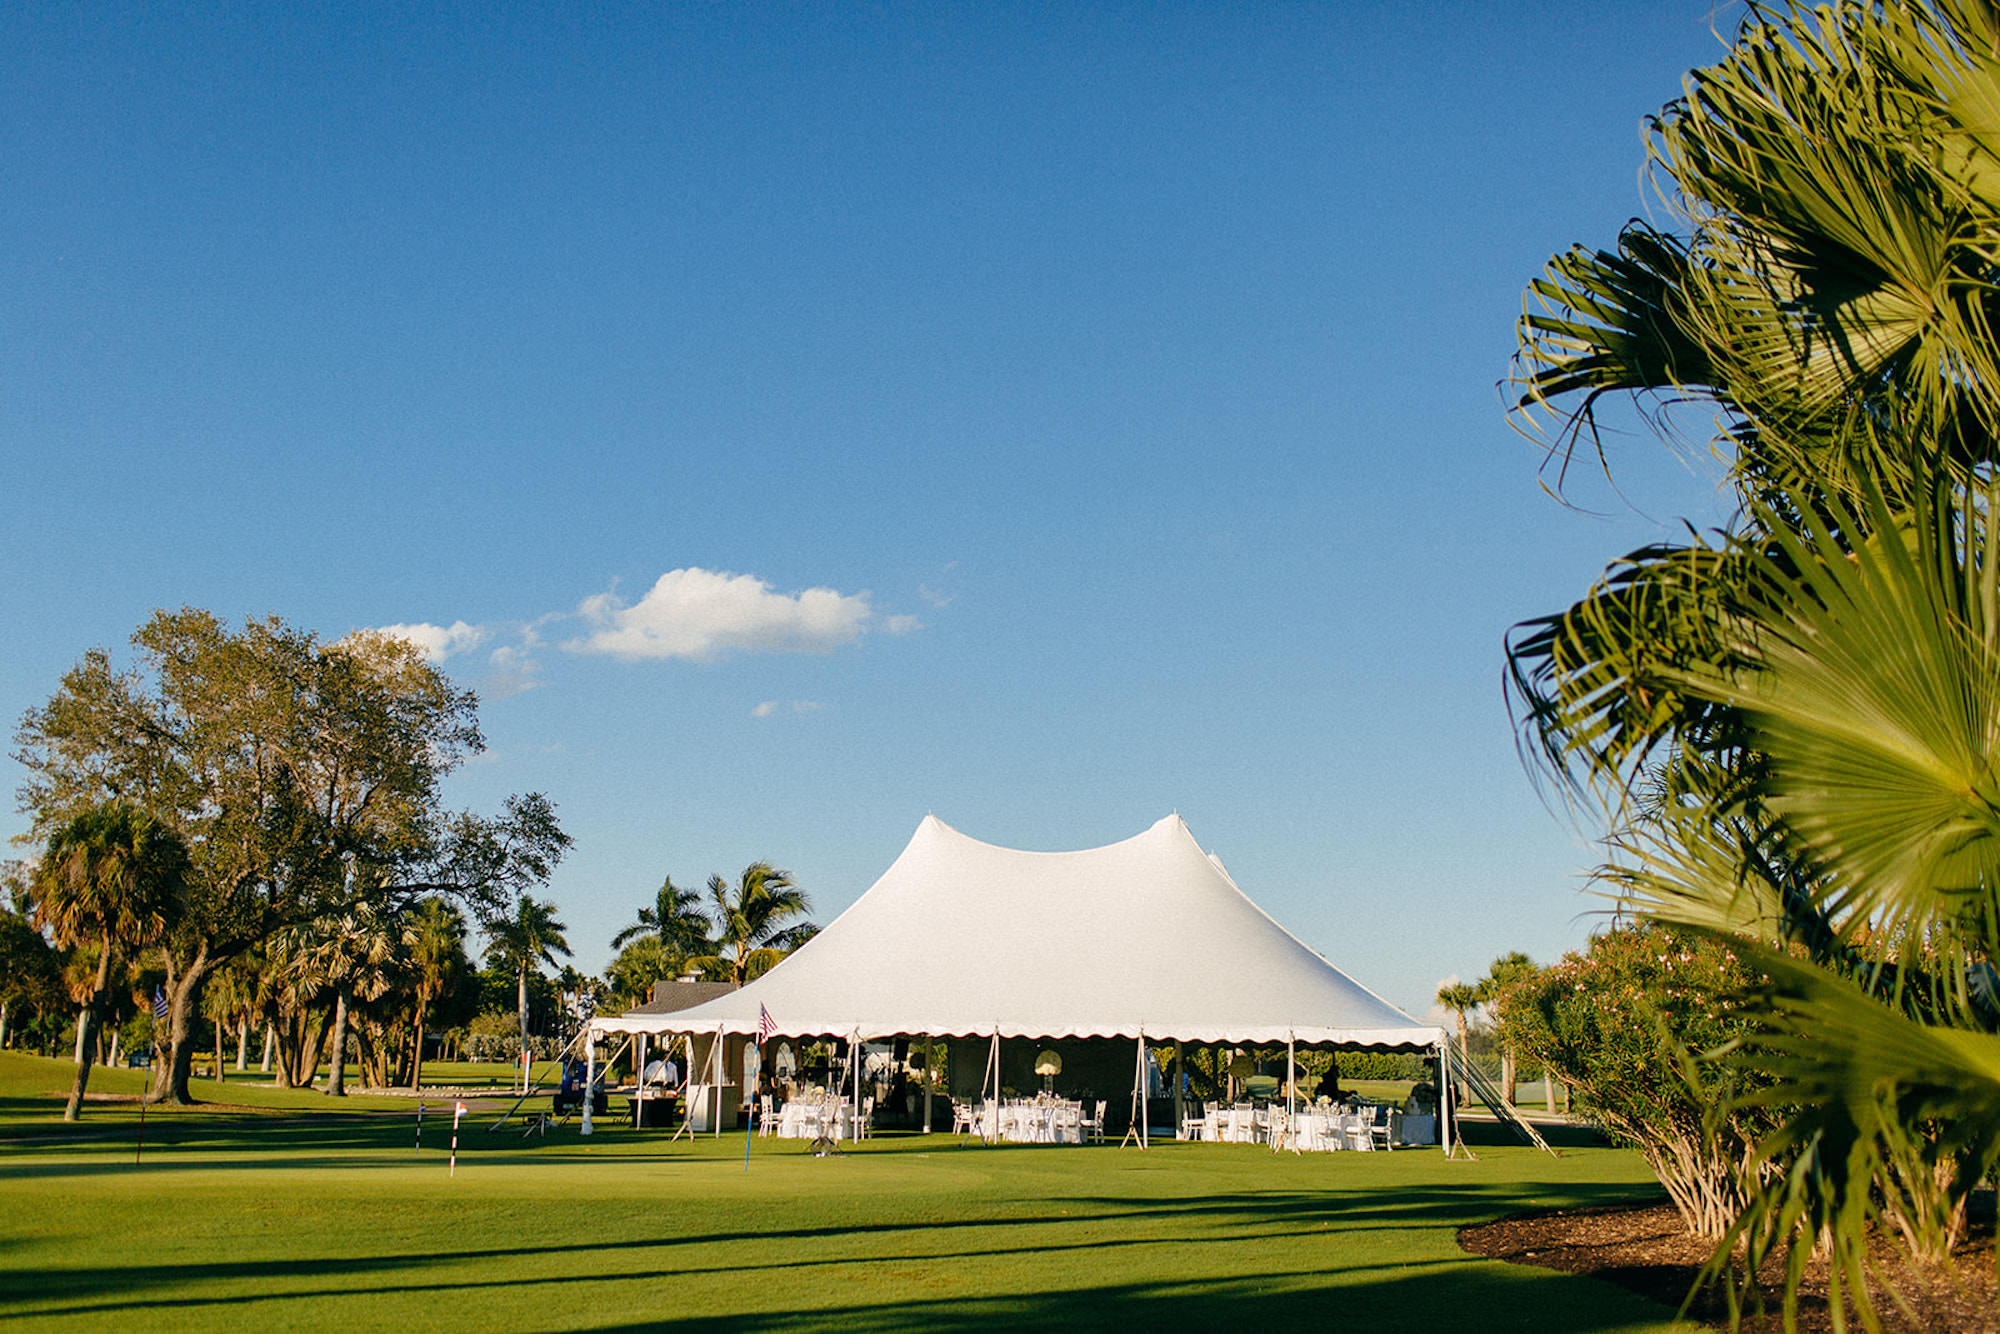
[416,1101,424,1154]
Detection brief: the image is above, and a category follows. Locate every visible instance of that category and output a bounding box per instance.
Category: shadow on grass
[6,1248,1681,1332]
[0,1105,634,1174]
[1,1176,1671,1316]
[604,1266,1683,1332]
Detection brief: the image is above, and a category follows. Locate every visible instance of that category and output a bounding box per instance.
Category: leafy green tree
[691,863,814,987]
[12,610,569,1104]
[0,866,66,1054]
[482,894,570,1087]
[27,805,188,1120]
[1508,1,2000,1318]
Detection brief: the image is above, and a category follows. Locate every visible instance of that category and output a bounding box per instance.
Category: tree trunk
[108,1028,121,1069]
[325,991,350,1097]
[236,1016,250,1071]
[517,966,530,1093]
[150,945,216,1106]
[261,1021,274,1072]
[1501,1047,1516,1107]
[66,940,118,1121]
[1,998,9,1048]
[65,1005,100,1121]
[410,996,428,1091]
[214,1017,225,1084]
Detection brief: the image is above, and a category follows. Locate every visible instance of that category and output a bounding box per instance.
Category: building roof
[624,979,738,1015]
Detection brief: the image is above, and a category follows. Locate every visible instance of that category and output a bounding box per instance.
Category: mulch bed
[1460,1201,1995,1333]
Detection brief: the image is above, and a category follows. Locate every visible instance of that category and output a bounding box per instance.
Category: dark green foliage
[1495,925,1777,1240]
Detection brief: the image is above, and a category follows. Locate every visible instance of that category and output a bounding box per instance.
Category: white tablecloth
[1397,1113,1436,1145]
[1287,1109,1373,1151]
[1185,1105,1392,1151]
[976,1099,1082,1144]
[773,1100,854,1140]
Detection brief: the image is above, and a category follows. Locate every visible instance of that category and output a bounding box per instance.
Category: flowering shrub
[1494,924,1780,1240]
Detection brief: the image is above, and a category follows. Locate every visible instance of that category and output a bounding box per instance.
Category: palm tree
[483,894,570,1090]
[610,874,713,984]
[1476,952,1535,1105]
[286,907,400,1097]
[1507,2,2000,1319]
[1435,982,1480,1062]
[604,937,674,1008]
[405,897,466,1089]
[28,804,188,1121]
[695,863,814,987]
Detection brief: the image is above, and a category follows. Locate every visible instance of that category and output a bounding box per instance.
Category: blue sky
[1,4,1743,1020]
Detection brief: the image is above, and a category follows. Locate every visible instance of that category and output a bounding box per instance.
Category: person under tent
[1313,1055,1342,1103]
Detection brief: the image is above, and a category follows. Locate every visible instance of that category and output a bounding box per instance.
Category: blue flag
[153,985,168,1025]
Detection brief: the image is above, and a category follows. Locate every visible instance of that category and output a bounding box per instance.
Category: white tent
[589,813,1440,1049]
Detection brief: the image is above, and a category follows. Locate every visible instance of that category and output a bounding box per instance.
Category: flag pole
[743,1038,755,1171]
[139,983,168,1166]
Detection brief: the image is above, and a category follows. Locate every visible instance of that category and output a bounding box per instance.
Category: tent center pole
[986,1028,1000,1144]
[921,1036,933,1134]
[1282,1032,1295,1155]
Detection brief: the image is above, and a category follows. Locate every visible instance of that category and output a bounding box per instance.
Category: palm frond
[1666,474,2000,946]
[1708,942,2000,1330]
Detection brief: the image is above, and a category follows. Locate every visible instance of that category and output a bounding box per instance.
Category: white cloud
[566,568,873,662]
[484,645,542,699]
[371,620,487,663]
[883,613,922,635]
[918,561,959,608]
[752,699,827,719]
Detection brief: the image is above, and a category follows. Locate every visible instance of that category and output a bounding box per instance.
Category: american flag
[152,985,168,1025]
[757,1004,776,1042]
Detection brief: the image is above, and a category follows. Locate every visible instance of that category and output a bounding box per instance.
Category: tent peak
[914,811,1192,858]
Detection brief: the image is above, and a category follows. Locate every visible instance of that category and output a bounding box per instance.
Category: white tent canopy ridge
[588,813,1443,1050]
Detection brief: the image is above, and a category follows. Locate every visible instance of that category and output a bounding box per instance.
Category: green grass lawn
[0,1052,1695,1331]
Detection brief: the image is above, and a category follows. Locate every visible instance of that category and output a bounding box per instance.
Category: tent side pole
[1121,1029,1147,1149]
[1283,1032,1295,1155]
[582,1030,596,1136]
[636,1033,648,1129]
[985,1028,1001,1144]
[711,1028,726,1138]
[1440,1041,1454,1157]
[1172,1040,1184,1138]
